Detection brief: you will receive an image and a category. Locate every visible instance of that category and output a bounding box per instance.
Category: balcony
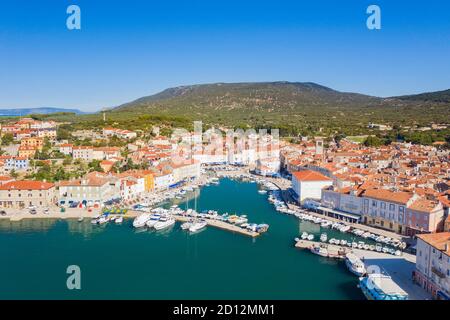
[431,266,446,279]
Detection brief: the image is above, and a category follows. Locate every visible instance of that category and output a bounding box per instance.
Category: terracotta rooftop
[0,180,54,190]
[292,170,332,182]
[417,232,450,254]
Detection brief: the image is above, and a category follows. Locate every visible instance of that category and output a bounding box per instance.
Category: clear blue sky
[0,0,449,111]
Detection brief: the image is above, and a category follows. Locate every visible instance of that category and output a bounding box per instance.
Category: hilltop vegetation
[2,82,450,146]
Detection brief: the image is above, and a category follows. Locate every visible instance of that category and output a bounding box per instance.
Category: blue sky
[0,0,449,111]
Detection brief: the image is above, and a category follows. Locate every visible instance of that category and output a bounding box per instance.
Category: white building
[291,170,333,203]
[415,232,450,300]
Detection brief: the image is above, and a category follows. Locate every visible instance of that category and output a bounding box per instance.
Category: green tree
[1,133,14,146]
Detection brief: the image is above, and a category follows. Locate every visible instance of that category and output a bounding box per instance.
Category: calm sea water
[0,178,364,299]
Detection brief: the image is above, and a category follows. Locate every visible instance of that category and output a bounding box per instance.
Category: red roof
[0,180,54,190]
[292,170,332,182]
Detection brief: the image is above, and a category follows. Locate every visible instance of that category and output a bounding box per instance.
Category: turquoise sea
[0,178,364,299]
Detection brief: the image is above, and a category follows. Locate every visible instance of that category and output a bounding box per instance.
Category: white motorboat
[345,253,367,276]
[115,216,123,224]
[97,215,109,225]
[320,233,328,242]
[78,216,84,222]
[181,221,192,230]
[146,214,161,228]
[189,220,207,233]
[307,234,314,241]
[133,213,151,228]
[301,232,308,240]
[154,216,176,230]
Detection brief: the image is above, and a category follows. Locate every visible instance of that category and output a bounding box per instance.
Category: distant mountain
[0,107,87,116]
[115,81,382,113]
[391,89,450,103]
[113,81,450,127]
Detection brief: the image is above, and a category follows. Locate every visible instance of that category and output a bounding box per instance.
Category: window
[372,200,377,207]
[389,204,395,211]
[381,202,386,209]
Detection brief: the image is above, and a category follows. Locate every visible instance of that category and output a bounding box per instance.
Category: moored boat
[359,273,408,300]
[133,213,151,228]
[345,253,366,276]
[154,216,176,230]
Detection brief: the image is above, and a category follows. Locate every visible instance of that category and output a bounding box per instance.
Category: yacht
[145,214,161,228]
[154,216,176,230]
[133,213,151,228]
[181,221,192,230]
[345,253,366,276]
[189,220,207,233]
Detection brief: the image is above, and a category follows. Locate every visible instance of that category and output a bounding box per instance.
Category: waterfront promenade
[295,239,431,300]
[0,207,101,221]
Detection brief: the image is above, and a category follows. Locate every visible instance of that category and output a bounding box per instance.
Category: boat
[115,216,123,224]
[154,216,176,230]
[258,190,267,194]
[133,213,151,228]
[189,220,207,233]
[90,218,98,225]
[256,224,269,233]
[359,273,408,300]
[310,245,328,257]
[301,232,308,240]
[320,233,328,242]
[307,234,314,241]
[345,253,366,276]
[145,214,161,228]
[97,215,109,225]
[181,221,192,230]
[78,217,84,222]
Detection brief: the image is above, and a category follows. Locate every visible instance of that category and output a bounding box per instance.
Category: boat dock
[295,239,351,258]
[173,214,260,237]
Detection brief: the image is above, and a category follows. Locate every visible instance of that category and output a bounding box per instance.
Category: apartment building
[292,170,333,203]
[415,232,450,300]
[0,180,56,208]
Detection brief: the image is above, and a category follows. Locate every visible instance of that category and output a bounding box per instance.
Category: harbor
[0,177,364,300]
[0,177,431,300]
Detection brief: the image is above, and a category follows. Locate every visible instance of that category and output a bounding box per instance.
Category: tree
[1,133,14,146]
[363,135,384,147]
[10,169,19,179]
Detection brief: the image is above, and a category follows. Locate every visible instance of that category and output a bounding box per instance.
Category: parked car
[30,209,37,215]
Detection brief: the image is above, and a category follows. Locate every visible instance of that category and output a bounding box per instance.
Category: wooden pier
[173,214,260,238]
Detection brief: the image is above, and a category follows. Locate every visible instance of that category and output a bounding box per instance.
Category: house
[58,144,73,155]
[18,146,37,158]
[414,232,450,300]
[0,180,56,208]
[291,170,333,203]
[58,172,118,207]
[72,146,94,161]
[20,137,44,150]
[361,189,416,234]
[404,199,445,236]
[172,160,201,184]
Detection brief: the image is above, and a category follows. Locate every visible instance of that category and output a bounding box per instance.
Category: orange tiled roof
[417,232,450,254]
[0,180,54,190]
[292,170,332,182]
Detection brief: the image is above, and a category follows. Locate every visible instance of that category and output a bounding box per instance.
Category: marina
[0,178,365,300]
